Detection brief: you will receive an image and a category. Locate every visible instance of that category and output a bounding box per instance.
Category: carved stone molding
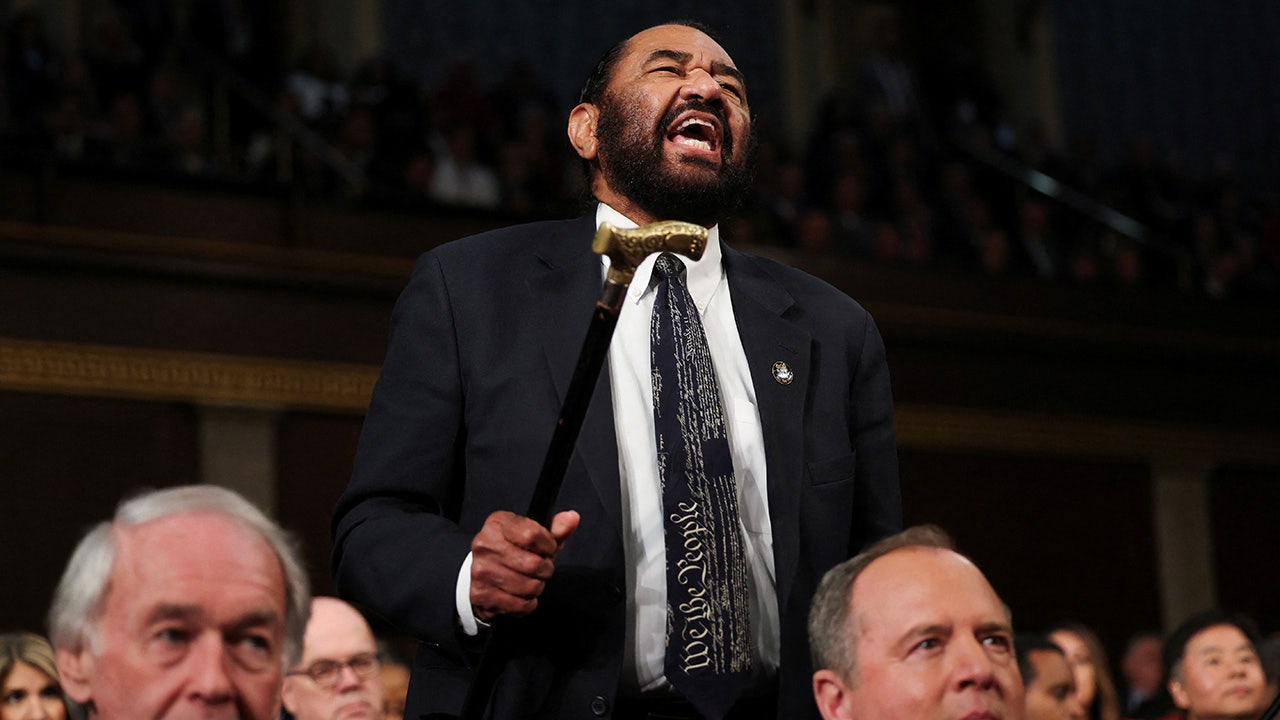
[0,337,377,413]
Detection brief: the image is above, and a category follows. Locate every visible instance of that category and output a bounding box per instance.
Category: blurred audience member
[1122,633,1166,716]
[1163,610,1266,720]
[49,484,310,720]
[829,171,877,256]
[795,208,834,253]
[428,123,500,209]
[286,42,349,133]
[809,525,1023,720]
[431,60,496,153]
[1018,196,1062,279]
[92,92,151,168]
[1018,634,1087,720]
[1258,634,1280,709]
[5,9,62,134]
[282,597,382,720]
[1112,240,1147,289]
[376,643,410,720]
[890,177,935,264]
[766,159,808,244]
[857,10,925,132]
[165,103,216,176]
[0,633,69,720]
[1049,623,1122,720]
[44,91,89,161]
[84,7,148,117]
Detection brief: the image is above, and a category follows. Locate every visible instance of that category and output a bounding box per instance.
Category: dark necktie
[650,253,752,720]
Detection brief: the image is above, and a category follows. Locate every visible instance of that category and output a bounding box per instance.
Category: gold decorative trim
[895,404,1280,465]
[0,337,377,413]
[3,337,1277,464]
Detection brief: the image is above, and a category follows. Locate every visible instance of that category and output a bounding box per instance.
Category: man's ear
[281,676,300,714]
[812,669,857,720]
[567,103,599,161]
[55,647,95,704]
[1168,675,1191,710]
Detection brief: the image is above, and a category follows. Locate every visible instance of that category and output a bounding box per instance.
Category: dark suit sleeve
[331,251,474,656]
[849,311,903,551]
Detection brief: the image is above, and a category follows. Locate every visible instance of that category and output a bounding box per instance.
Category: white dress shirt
[598,205,777,693]
[457,204,779,693]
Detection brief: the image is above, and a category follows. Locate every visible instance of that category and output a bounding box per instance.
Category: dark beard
[594,93,754,226]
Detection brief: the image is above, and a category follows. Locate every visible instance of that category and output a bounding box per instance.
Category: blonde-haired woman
[0,633,68,720]
[1050,622,1122,720]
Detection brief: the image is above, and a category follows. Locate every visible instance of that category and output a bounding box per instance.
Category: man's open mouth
[666,113,723,154]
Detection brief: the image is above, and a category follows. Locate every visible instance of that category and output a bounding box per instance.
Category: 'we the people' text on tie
[650,252,752,720]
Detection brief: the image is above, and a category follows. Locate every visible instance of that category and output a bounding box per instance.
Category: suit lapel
[722,245,810,620]
[526,216,623,538]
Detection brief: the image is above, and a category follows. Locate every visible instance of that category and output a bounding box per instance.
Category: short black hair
[1016,634,1066,687]
[577,20,723,105]
[1164,609,1262,681]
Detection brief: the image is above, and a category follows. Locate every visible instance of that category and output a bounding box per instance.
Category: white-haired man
[50,484,310,720]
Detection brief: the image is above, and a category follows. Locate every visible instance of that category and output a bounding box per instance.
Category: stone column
[1151,458,1217,630]
[198,407,279,517]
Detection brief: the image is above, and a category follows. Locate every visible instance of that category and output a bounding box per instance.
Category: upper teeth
[678,118,713,133]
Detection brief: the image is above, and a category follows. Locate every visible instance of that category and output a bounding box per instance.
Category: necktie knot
[653,253,685,283]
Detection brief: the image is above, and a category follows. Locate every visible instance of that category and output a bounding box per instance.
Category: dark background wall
[382,0,783,121]
[1051,0,1280,195]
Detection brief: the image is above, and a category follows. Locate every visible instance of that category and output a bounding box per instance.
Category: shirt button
[590,696,609,717]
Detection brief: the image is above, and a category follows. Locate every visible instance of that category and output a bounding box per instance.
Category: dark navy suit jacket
[332,213,902,719]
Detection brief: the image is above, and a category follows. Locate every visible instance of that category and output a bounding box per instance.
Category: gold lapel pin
[772,361,794,385]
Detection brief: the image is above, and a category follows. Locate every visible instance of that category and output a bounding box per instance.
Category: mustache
[657,99,733,155]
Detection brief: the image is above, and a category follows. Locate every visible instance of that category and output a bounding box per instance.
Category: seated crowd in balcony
[3,6,1276,301]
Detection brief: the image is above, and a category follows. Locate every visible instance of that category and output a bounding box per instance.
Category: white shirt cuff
[456,551,482,636]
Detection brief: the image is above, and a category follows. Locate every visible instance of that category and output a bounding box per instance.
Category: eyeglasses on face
[287,652,381,689]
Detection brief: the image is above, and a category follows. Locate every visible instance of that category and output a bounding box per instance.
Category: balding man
[333,19,901,720]
[50,484,310,720]
[808,525,1024,720]
[282,597,383,720]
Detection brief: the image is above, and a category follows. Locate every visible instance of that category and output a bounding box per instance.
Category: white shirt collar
[594,203,724,311]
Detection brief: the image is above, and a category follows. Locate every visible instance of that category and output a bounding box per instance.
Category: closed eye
[719,81,743,99]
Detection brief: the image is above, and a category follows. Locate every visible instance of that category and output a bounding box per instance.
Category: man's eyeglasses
[287,652,381,689]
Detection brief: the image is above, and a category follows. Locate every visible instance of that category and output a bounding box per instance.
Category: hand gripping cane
[459,220,709,720]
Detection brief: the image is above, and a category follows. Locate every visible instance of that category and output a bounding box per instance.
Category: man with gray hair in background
[48,484,311,720]
[808,525,1024,720]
